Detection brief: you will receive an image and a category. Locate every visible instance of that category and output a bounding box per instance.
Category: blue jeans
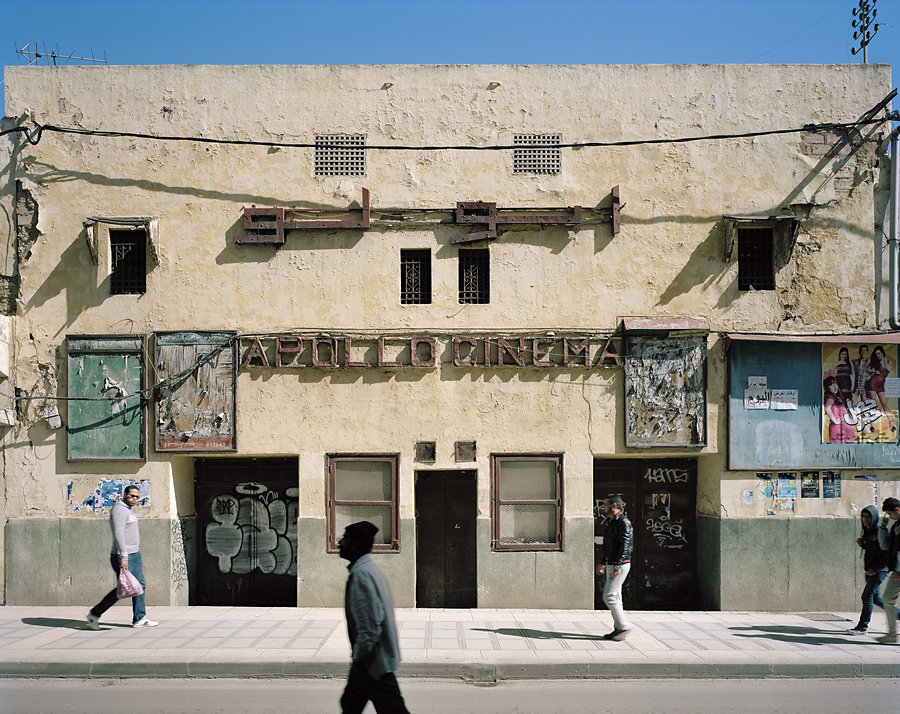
[857,570,886,628]
[89,552,147,624]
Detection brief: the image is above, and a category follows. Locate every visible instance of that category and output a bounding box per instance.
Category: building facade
[1,64,897,611]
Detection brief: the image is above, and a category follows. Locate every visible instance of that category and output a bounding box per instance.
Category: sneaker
[875,633,898,645]
[132,617,158,628]
[610,629,631,642]
[603,630,619,640]
[85,611,100,630]
[847,625,867,634]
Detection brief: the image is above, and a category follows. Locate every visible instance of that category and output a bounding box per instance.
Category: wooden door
[415,471,477,608]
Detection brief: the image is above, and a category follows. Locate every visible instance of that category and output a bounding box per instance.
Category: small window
[458,248,489,304]
[737,228,775,291]
[513,134,561,175]
[314,134,366,176]
[492,455,562,551]
[109,229,147,295]
[400,249,431,305]
[327,455,399,552]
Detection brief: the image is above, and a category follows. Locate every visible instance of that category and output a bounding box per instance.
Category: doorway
[594,459,697,610]
[415,470,477,608]
[194,457,298,606]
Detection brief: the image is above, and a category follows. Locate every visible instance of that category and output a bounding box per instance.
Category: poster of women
[822,343,899,444]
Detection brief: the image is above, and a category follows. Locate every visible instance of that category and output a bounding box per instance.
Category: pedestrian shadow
[22,617,131,630]
[471,627,606,640]
[729,625,879,646]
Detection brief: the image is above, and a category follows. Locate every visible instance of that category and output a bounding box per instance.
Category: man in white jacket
[86,484,158,629]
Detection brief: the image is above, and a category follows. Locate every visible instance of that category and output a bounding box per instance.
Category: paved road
[2,677,900,714]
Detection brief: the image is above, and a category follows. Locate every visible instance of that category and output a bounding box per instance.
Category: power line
[0,114,896,151]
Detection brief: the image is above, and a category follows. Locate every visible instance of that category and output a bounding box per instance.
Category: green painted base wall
[701,515,865,612]
[5,518,178,607]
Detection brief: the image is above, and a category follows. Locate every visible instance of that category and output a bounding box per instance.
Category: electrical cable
[4,114,896,152]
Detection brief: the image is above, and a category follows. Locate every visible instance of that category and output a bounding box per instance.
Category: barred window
[513,134,561,175]
[737,228,775,291]
[109,229,147,295]
[458,248,489,304]
[327,455,399,552]
[492,455,562,551]
[314,134,366,176]
[400,249,431,305]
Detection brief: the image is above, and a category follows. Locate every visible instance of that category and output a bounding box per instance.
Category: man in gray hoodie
[86,484,158,629]
[338,520,409,714]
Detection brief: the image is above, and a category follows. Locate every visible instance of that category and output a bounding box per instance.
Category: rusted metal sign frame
[65,334,148,463]
[236,188,370,244]
[153,331,237,452]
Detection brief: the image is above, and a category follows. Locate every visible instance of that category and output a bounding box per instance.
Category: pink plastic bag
[116,568,144,599]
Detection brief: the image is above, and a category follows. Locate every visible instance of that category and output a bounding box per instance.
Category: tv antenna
[16,43,107,66]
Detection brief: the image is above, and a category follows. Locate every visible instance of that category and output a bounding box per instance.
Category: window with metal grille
[400,249,431,305]
[109,229,147,295]
[513,134,561,174]
[737,228,775,291]
[314,134,366,176]
[458,248,489,304]
[492,455,562,551]
[327,455,399,552]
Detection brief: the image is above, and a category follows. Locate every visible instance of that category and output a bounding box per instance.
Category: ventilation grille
[513,134,561,174]
[315,134,366,176]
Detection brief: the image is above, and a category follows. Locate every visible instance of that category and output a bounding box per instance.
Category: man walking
[598,493,633,641]
[86,484,157,629]
[338,520,410,714]
[877,496,900,644]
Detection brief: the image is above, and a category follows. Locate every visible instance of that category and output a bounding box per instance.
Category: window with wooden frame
[491,454,562,551]
[327,455,399,552]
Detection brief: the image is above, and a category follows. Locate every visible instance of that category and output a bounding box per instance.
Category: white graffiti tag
[644,467,689,484]
[646,516,687,549]
[204,482,298,576]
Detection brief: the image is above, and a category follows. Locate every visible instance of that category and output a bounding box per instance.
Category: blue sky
[1,1,896,70]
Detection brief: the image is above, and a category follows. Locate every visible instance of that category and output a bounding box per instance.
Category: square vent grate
[513,134,561,174]
[315,134,366,176]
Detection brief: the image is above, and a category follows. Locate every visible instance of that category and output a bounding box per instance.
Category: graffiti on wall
[171,517,192,592]
[67,478,150,513]
[204,482,298,576]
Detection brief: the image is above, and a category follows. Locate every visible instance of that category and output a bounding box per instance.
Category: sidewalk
[1,606,898,680]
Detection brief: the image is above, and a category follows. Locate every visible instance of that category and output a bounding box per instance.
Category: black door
[415,470,477,608]
[594,459,697,610]
[195,458,298,606]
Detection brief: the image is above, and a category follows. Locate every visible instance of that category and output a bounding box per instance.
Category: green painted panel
[67,348,145,461]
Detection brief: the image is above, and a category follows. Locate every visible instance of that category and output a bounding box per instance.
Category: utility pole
[851,0,879,63]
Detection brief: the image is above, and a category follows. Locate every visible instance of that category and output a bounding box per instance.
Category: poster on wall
[800,471,820,498]
[154,332,237,451]
[822,343,899,444]
[823,470,842,498]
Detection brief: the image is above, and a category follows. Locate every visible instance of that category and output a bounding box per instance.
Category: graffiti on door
[204,482,298,576]
[646,492,687,549]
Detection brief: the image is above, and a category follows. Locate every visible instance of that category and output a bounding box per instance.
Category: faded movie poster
[822,343,899,444]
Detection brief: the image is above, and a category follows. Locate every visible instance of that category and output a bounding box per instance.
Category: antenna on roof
[16,42,108,66]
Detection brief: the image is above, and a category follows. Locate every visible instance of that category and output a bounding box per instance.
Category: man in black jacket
[598,493,633,641]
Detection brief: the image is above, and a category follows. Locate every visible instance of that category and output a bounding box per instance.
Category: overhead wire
[1,114,897,152]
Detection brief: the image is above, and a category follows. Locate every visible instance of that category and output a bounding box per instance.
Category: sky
[0,0,896,82]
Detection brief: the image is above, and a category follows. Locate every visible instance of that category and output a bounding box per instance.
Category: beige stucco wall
[1,64,895,608]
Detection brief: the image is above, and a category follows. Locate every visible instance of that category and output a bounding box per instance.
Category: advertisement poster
[777,472,798,498]
[801,471,820,498]
[823,471,842,499]
[822,343,899,444]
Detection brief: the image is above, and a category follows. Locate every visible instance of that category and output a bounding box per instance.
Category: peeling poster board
[68,478,150,513]
[624,335,706,447]
[66,336,146,462]
[154,332,236,451]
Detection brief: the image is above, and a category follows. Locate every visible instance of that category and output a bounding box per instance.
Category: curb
[2,660,898,680]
